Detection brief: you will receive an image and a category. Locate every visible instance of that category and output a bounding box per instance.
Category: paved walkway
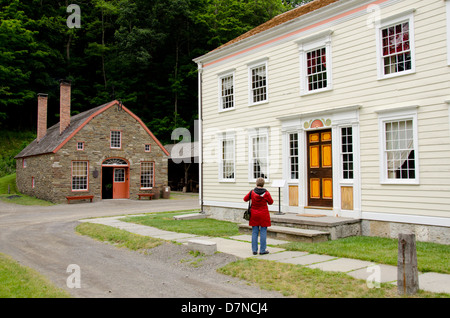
[80,214,450,295]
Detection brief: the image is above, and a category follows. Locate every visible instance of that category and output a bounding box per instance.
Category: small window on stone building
[110,130,121,149]
[31,177,35,188]
[23,158,27,168]
[77,142,84,151]
[145,144,151,152]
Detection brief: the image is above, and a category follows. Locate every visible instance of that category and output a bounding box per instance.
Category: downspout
[197,63,204,214]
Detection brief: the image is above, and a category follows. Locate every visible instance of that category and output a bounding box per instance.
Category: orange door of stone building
[113,168,129,199]
[307,129,332,208]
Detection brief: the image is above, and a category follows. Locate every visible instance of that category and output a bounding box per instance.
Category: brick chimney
[59,80,71,134]
[37,93,48,142]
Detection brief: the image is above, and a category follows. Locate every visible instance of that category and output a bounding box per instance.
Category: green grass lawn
[281,236,450,274]
[122,211,240,237]
[75,222,164,252]
[0,253,70,298]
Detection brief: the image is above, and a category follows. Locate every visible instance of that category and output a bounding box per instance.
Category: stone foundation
[361,220,449,245]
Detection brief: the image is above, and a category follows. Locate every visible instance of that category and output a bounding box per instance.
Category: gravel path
[0,198,285,298]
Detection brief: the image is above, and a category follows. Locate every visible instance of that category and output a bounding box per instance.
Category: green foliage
[0,130,36,177]
[0,0,292,138]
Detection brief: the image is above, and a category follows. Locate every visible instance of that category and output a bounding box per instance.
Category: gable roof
[212,0,339,52]
[15,100,170,158]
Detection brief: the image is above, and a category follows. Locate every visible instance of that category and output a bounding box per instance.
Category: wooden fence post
[397,233,419,295]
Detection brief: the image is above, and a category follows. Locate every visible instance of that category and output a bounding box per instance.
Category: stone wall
[15,154,55,201]
[361,220,449,245]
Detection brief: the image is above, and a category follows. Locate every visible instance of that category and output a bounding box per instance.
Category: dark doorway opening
[102,167,113,199]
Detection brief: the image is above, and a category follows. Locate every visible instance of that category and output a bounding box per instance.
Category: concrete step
[238,224,330,243]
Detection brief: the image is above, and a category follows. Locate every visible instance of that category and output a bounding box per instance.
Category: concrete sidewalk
[80,215,450,295]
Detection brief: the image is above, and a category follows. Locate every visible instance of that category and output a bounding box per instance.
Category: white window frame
[110,130,122,149]
[72,161,89,191]
[140,162,154,189]
[218,132,236,182]
[248,128,269,181]
[298,30,333,96]
[378,107,419,184]
[376,10,416,80]
[218,70,235,112]
[248,59,269,106]
[288,132,299,181]
[340,126,354,181]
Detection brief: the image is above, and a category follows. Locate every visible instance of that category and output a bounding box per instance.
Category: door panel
[289,185,299,206]
[113,168,129,199]
[307,129,333,207]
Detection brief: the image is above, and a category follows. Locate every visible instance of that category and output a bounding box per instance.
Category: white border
[375,9,416,80]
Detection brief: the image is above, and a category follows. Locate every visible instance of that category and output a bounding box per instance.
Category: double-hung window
[248,60,268,105]
[249,129,269,180]
[341,127,354,180]
[110,130,121,149]
[376,10,415,79]
[219,133,235,181]
[72,161,88,191]
[288,133,299,180]
[298,30,333,95]
[140,162,154,189]
[378,108,419,184]
[219,72,235,111]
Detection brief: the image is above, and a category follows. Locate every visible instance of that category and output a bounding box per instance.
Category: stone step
[238,224,330,243]
[270,214,361,240]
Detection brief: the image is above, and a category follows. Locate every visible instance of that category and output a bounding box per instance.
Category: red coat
[243,188,273,227]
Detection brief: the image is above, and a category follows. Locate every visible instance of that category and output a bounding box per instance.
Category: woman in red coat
[243,177,273,255]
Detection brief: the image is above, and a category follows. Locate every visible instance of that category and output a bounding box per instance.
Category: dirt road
[0,198,284,298]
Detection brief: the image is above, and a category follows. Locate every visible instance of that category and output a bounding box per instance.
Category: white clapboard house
[193,0,450,244]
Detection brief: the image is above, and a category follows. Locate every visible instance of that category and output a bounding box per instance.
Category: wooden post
[397,233,419,295]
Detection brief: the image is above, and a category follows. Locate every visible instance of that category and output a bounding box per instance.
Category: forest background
[0,0,312,145]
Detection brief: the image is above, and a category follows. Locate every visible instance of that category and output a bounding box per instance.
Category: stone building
[15,81,169,203]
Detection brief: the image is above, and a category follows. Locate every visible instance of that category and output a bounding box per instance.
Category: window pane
[341,127,353,180]
[111,131,121,148]
[307,47,327,91]
[385,120,415,179]
[251,135,268,179]
[289,133,299,179]
[222,139,235,179]
[221,75,234,110]
[381,22,411,75]
[72,161,88,190]
[140,162,154,188]
[251,65,267,103]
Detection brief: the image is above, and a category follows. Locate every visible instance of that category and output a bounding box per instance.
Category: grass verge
[75,222,164,252]
[218,258,446,298]
[0,253,70,298]
[122,211,240,237]
[281,236,450,274]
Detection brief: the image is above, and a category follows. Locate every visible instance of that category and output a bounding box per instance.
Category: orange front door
[307,129,332,208]
[113,168,129,199]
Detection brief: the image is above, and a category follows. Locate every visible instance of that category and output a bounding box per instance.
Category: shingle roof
[15,103,109,158]
[15,100,170,158]
[213,0,339,51]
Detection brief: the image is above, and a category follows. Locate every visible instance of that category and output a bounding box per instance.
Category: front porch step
[238,224,330,243]
[270,214,361,240]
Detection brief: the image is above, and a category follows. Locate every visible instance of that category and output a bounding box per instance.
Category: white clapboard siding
[198,0,450,221]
